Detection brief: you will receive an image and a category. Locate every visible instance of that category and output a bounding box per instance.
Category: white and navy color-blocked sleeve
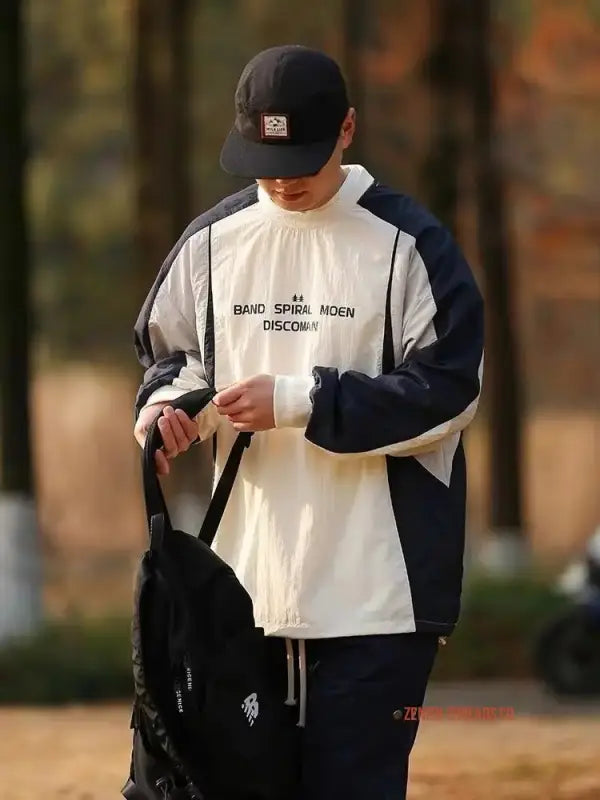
[133,185,259,433]
[305,184,484,463]
[303,182,483,633]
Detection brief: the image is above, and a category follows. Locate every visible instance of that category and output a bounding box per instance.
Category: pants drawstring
[283,637,307,728]
[284,637,296,706]
[297,638,307,728]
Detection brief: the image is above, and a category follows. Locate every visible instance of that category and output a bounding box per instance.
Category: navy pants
[266,632,440,800]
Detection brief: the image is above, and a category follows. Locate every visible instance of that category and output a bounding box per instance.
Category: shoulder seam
[134,184,258,362]
[176,183,259,252]
[357,182,443,243]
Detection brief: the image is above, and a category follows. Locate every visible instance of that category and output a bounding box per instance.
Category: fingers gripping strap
[142,388,216,528]
[141,389,252,548]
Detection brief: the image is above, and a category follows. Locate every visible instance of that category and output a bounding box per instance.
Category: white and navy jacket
[134,165,484,639]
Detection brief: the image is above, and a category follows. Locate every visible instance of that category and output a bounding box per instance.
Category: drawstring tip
[284,636,307,727]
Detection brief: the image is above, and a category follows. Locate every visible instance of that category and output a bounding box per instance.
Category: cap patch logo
[261,113,290,140]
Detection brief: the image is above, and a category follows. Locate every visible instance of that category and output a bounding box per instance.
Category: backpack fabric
[122,388,300,800]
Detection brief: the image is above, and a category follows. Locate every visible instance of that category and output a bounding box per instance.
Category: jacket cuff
[273,375,314,429]
[143,385,190,406]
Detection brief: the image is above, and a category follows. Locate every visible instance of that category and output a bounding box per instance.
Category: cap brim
[220,126,338,179]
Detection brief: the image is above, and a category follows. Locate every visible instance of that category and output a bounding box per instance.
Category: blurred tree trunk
[133,0,213,520]
[0,0,42,642]
[342,0,367,164]
[468,2,523,539]
[133,0,192,298]
[0,3,31,494]
[421,0,466,234]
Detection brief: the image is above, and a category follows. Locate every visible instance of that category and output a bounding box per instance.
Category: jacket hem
[259,618,457,638]
[414,618,456,635]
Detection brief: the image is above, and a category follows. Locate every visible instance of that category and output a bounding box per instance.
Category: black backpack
[122,388,300,800]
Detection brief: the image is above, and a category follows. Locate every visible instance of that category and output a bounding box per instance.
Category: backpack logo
[241,692,259,726]
[175,684,184,714]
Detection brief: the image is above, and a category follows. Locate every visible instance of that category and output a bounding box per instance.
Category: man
[133,45,484,800]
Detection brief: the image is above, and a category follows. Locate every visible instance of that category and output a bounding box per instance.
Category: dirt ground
[1,704,599,800]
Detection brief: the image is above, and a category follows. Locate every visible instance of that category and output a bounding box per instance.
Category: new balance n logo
[241,692,259,726]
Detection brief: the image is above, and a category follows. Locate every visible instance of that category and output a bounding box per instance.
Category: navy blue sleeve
[305,224,484,456]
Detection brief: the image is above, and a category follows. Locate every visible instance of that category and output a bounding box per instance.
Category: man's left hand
[213,374,276,432]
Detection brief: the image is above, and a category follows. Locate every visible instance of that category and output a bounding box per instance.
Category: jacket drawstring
[283,637,307,728]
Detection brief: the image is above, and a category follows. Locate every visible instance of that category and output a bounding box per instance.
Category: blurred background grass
[0,573,572,703]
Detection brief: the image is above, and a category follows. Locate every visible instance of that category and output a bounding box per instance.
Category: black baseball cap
[220,45,350,179]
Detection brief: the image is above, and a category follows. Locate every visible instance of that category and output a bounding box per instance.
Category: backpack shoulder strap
[197,432,252,547]
[142,389,252,548]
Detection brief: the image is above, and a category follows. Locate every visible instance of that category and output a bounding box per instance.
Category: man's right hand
[134,402,199,475]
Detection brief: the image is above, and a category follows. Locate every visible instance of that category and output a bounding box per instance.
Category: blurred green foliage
[430,573,570,680]
[589,0,600,24]
[0,575,569,704]
[0,616,132,704]
[28,0,134,364]
[492,0,534,39]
